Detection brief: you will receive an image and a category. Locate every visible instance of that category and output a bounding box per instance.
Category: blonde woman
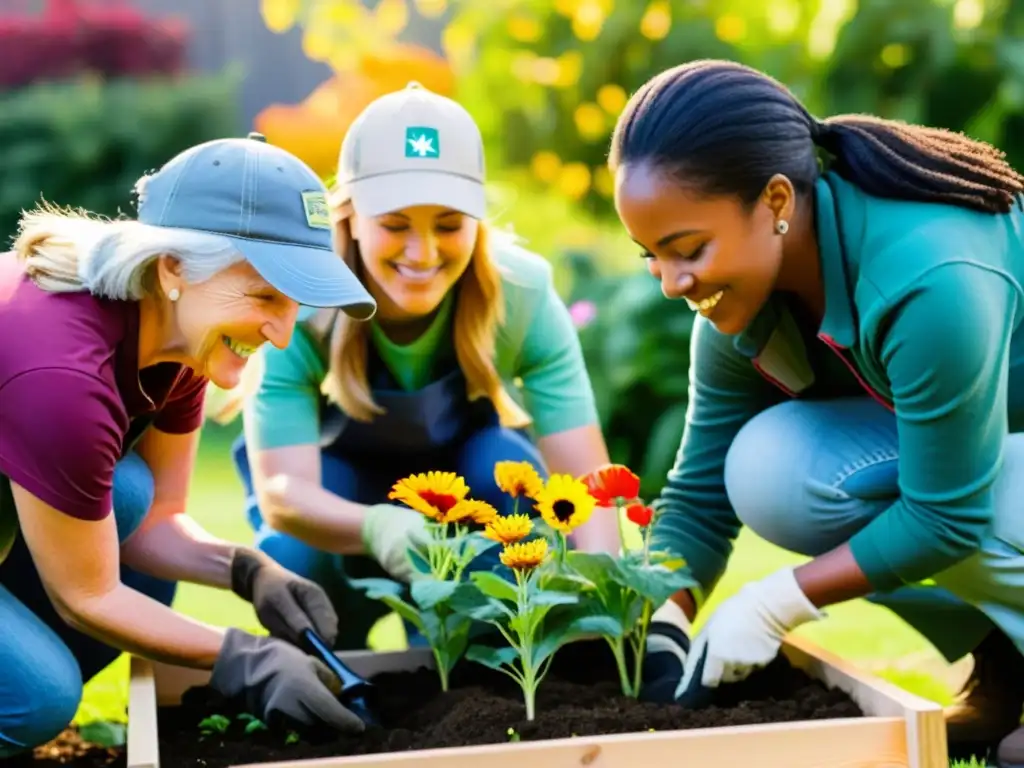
[234,83,620,649]
[0,133,378,756]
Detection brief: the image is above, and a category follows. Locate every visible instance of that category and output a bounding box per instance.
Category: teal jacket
[651,171,1024,601]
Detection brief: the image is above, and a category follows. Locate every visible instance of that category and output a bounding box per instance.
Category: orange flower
[453,499,499,526]
[500,538,548,571]
[484,514,533,544]
[494,460,543,500]
[388,471,469,522]
[582,464,640,507]
[626,503,654,528]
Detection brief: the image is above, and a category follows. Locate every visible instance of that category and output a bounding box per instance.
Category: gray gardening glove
[210,628,365,733]
[360,503,432,582]
[230,547,338,648]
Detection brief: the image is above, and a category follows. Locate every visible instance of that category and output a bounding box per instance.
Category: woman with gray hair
[0,132,377,756]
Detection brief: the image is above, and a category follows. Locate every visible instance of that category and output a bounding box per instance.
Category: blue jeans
[0,452,177,757]
[233,426,547,650]
[723,397,1014,662]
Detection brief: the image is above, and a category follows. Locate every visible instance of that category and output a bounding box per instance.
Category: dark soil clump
[154,641,863,768]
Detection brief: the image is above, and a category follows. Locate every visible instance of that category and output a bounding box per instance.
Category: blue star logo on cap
[405,126,439,158]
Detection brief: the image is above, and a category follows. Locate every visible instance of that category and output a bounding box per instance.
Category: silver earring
[168,288,180,302]
[775,219,789,235]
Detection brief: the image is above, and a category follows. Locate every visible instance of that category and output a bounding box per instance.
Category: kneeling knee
[724,402,831,554]
[0,663,82,756]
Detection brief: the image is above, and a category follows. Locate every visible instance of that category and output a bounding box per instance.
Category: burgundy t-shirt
[0,252,207,524]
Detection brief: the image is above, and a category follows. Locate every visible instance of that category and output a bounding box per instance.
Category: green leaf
[350,578,424,630]
[198,714,231,734]
[565,551,617,588]
[528,589,579,607]
[471,570,519,602]
[411,578,458,611]
[449,583,513,622]
[244,718,268,734]
[79,721,127,747]
[531,606,622,668]
[442,621,470,664]
[408,547,433,575]
[466,644,520,671]
[348,577,404,599]
[614,561,698,606]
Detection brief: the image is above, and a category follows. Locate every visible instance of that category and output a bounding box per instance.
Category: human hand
[230,548,338,648]
[676,568,824,700]
[361,503,431,582]
[209,628,366,733]
[639,598,694,702]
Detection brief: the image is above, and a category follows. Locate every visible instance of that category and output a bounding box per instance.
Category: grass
[75,426,991,765]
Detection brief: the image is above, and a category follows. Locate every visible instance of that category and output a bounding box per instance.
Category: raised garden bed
[127,634,947,768]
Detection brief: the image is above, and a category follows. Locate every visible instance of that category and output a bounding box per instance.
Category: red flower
[626,503,654,528]
[582,464,641,506]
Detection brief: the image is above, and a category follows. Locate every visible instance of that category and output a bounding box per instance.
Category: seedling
[197,714,230,740]
[237,714,268,734]
[353,471,500,691]
[573,464,698,697]
[451,516,619,720]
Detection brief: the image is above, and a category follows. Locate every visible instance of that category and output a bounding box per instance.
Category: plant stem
[616,502,627,553]
[607,635,633,697]
[514,568,539,721]
[642,524,651,565]
[631,599,653,697]
[434,649,450,692]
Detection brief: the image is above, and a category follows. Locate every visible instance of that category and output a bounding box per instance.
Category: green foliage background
[0,71,242,247]
[268,0,1024,493]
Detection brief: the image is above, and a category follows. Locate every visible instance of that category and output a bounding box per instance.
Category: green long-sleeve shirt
[243,240,599,451]
[651,171,1024,600]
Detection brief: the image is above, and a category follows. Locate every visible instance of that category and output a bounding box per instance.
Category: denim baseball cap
[136,132,376,318]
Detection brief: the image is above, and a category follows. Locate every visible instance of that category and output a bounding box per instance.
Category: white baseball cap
[335,81,486,219]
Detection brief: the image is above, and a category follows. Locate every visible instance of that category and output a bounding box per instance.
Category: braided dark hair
[609,60,1024,214]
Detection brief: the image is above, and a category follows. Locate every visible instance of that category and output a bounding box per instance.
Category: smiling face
[171,260,299,389]
[614,161,787,335]
[350,204,479,321]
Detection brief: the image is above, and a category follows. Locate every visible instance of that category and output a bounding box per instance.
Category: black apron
[318,322,499,462]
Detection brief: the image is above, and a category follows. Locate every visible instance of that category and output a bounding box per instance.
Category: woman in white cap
[0,133,377,757]
[232,83,620,649]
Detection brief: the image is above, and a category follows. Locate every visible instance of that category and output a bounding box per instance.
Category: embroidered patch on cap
[405,126,439,158]
[301,192,330,229]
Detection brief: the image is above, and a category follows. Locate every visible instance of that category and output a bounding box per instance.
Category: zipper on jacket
[817,333,894,412]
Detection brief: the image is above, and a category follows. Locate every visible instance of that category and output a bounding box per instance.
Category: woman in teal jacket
[231,83,620,650]
[610,60,1024,766]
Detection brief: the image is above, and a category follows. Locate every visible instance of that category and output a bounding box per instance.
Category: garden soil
[151,641,862,768]
[8,727,125,768]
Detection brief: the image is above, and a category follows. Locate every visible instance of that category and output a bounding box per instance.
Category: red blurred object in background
[0,0,190,90]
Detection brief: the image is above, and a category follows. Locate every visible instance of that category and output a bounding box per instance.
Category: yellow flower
[484,514,533,544]
[452,499,499,526]
[534,474,596,533]
[388,471,469,522]
[500,538,549,571]
[494,461,543,500]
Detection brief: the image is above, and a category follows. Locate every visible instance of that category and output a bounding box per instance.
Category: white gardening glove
[676,568,824,701]
[360,503,432,582]
[640,598,694,702]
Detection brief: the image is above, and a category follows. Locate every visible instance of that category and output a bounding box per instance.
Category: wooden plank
[228,718,911,768]
[784,635,947,768]
[127,656,160,768]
